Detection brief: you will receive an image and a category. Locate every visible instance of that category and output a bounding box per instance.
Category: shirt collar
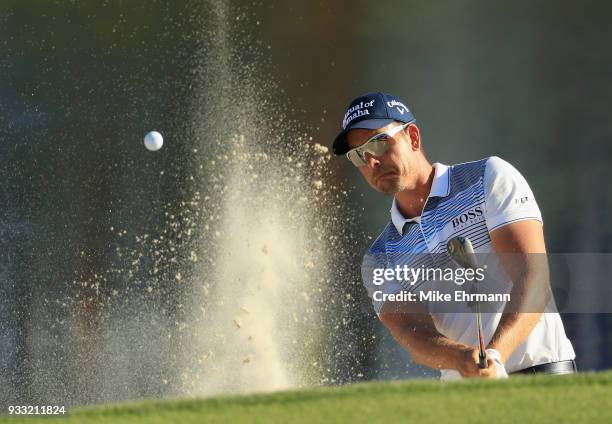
[429,162,451,198]
[390,163,451,235]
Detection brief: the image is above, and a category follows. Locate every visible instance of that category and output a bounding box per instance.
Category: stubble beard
[376,175,410,195]
[375,164,414,195]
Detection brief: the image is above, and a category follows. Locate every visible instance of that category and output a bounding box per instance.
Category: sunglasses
[345,122,410,167]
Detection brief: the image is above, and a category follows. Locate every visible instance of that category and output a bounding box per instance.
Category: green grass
[3,372,612,423]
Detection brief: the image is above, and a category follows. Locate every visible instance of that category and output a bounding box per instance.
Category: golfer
[333,92,576,379]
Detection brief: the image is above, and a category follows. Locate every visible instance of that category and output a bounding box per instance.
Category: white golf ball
[144,131,163,151]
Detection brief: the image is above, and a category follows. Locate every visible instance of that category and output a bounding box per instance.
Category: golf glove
[486,348,508,379]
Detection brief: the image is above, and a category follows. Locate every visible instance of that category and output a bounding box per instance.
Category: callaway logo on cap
[333,92,415,155]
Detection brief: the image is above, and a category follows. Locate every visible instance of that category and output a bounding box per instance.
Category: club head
[447,236,478,270]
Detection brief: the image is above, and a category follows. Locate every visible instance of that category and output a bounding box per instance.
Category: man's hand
[456,347,501,379]
[486,348,509,378]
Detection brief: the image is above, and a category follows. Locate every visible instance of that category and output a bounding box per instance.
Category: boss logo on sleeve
[514,196,532,205]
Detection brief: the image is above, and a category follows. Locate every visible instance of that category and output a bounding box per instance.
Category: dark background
[1,0,611,407]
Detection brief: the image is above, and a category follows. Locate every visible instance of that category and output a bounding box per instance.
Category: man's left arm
[486,219,551,363]
[482,156,552,364]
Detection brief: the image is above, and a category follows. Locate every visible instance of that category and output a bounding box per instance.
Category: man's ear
[407,124,420,150]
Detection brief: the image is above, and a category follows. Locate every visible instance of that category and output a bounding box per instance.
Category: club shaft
[447,237,488,369]
[476,302,487,369]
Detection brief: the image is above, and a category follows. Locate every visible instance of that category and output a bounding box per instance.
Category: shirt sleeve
[484,156,542,232]
[361,252,403,317]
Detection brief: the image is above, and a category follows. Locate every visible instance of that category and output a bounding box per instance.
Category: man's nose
[364,153,381,168]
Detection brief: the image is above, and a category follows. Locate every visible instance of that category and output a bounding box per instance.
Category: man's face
[346,122,420,195]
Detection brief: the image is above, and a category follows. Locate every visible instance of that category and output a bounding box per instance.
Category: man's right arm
[362,250,495,377]
[379,302,494,378]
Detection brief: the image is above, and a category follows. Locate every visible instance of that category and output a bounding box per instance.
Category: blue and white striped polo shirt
[362,156,575,378]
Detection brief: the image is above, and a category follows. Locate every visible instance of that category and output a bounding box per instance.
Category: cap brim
[332,119,396,155]
[349,119,396,130]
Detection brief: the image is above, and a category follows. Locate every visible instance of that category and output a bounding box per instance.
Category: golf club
[447,236,487,369]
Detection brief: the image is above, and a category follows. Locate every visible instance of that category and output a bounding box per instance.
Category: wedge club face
[447,236,478,270]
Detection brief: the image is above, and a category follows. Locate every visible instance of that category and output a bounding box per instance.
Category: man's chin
[376,179,403,195]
